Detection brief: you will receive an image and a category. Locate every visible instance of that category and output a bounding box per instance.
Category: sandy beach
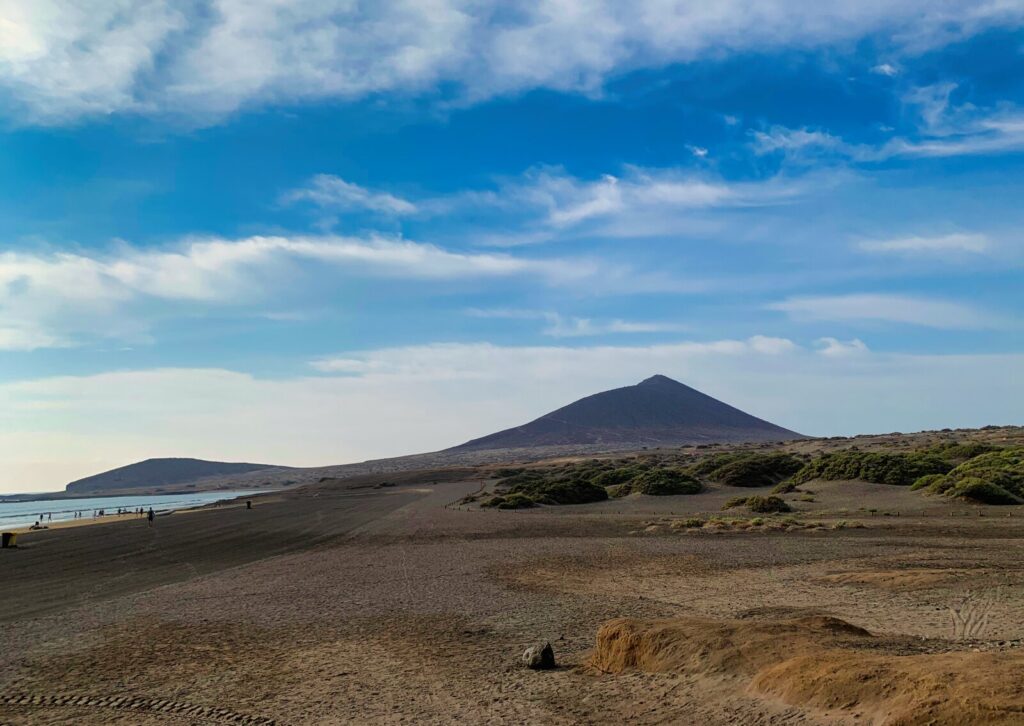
[3,468,1024,725]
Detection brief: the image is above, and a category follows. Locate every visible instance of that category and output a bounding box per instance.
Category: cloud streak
[769,293,1000,329]
[3,2,1023,124]
[0,235,600,350]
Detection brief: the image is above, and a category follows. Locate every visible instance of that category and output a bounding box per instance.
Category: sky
[1,1,1023,492]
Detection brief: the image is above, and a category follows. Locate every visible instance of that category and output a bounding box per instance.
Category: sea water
[0,490,266,530]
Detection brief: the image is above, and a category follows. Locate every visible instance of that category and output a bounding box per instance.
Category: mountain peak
[450,377,804,452]
[638,374,678,386]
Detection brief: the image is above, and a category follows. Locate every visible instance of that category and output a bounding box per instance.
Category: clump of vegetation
[591,465,651,487]
[790,451,952,486]
[480,493,536,509]
[798,493,816,502]
[606,483,633,498]
[632,469,702,496]
[947,478,1021,505]
[909,473,946,491]
[696,452,804,487]
[914,448,1024,505]
[670,517,706,529]
[491,465,608,506]
[925,441,1000,462]
[723,495,791,513]
[771,480,798,494]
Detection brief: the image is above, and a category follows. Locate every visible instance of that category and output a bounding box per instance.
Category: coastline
[2,490,269,535]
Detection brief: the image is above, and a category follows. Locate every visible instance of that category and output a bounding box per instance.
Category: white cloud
[816,337,869,356]
[3,1,1023,123]
[464,308,690,338]
[0,235,598,350]
[769,293,999,329]
[280,175,417,215]
[871,63,899,76]
[284,166,809,241]
[6,338,1024,491]
[857,232,991,256]
[751,126,850,157]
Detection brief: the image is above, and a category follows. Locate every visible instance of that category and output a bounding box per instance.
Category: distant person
[147,508,155,526]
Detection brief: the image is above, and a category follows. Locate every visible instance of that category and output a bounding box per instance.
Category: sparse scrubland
[479,435,1024,509]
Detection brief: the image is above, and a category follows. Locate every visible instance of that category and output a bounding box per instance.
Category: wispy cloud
[816,337,869,356]
[280,175,417,215]
[0,235,601,350]
[466,308,689,337]
[3,2,1023,124]
[768,293,1000,329]
[753,84,1024,162]
[856,233,991,256]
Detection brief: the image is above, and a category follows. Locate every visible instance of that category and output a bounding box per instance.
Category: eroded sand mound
[589,615,1024,724]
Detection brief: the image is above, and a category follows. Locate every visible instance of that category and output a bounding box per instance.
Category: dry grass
[589,615,1024,724]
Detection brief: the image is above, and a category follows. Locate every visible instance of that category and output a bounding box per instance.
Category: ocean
[0,490,265,531]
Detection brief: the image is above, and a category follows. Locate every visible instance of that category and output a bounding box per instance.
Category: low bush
[944,448,1024,497]
[703,452,804,487]
[790,451,952,486]
[948,478,1021,505]
[722,495,791,513]
[606,483,633,498]
[926,441,1000,462]
[747,495,791,513]
[592,465,649,487]
[632,469,702,496]
[910,473,946,491]
[495,493,536,509]
[913,448,1024,504]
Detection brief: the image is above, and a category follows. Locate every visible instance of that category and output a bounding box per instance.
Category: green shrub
[480,495,504,508]
[771,481,798,494]
[723,496,750,510]
[495,493,536,509]
[524,479,608,505]
[926,441,1000,462]
[791,451,952,486]
[798,494,815,502]
[592,466,647,487]
[722,495,790,513]
[690,452,751,477]
[912,448,1024,505]
[910,473,946,491]
[746,495,791,513]
[606,483,633,498]
[632,469,702,496]
[942,448,1024,497]
[948,477,1022,505]
[705,453,804,487]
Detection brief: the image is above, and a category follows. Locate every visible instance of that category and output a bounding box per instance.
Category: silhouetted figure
[147,508,155,526]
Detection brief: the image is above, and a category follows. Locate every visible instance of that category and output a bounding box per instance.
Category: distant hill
[450,374,804,451]
[65,458,280,494]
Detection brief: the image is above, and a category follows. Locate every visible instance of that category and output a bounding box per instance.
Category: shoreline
[2,491,268,535]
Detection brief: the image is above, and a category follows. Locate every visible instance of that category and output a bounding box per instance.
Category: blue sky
[2,2,1023,491]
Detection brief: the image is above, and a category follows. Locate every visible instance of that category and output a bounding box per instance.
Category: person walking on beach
[147,508,155,526]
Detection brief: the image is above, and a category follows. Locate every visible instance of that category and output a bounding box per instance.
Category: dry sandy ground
[2,477,1024,725]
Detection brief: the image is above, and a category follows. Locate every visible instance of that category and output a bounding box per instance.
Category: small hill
[450,374,803,451]
[65,458,279,494]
